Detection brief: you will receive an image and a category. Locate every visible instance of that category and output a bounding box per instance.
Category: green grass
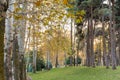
[28,66,120,80]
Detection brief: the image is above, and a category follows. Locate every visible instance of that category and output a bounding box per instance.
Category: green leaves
[98,8,112,17]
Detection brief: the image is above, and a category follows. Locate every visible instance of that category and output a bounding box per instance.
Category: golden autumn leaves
[63,0,68,5]
[35,0,66,7]
[12,0,86,25]
[75,10,86,24]
[34,0,42,7]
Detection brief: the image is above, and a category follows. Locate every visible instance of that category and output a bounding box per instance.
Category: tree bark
[12,31,20,80]
[0,1,8,80]
[109,0,117,70]
[46,51,50,70]
[118,28,120,65]
[86,19,91,67]
[97,38,102,66]
[4,9,13,80]
[55,52,59,68]
[90,5,95,67]
[102,16,108,67]
[32,25,36,73]
[76,40,80,66]
[0,18,5,80]
[70,18,73,66]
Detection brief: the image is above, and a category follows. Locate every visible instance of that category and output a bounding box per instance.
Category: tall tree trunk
[46,51,50,70]
[70,18,73,66]
[97,38,101,66]
[33,29,36,73]
[109,0,117,70]
[4,0,27,79]
[4,9,13,80]
[90,5,95,67]
[86,19,91,67]
[12,30,20,80]
[73,22,76,67]
[18,22,26,80]
[102,17,108,67]
[0,18,5,80]
[107,26,111,67]
[118,28,120,65]
[103,23,108,68]
[76,40,80,66]
[0,1,8,80]
[55,52,59,68]
[101,1,106,66]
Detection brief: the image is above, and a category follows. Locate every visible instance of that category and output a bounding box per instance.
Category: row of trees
[0,0,120,80]
[0,0,73,79]
[71,0,120,69]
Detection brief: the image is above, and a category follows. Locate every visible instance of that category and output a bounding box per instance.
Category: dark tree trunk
[76,40,80,66]
[46,51,50,70]
[0,18,5,80]
[109,0,117,70]
[102,17,107,67]
[97,40,101,66]
[107,27,111,68]
[55,53,59,68]
[118,28,120,65]
[86,5,95,67]
[86,19,91,67]
[0,1,8,80]
[101,0,106,66]
[12,32,20,80]
[73,55,75,66]
[69,55,72,66]
[90,5,95,67]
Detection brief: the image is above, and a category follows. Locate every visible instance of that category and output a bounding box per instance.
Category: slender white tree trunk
[4,0,27,79]
[4,0,15,79]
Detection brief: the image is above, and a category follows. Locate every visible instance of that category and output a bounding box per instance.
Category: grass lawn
[28,66,120,80]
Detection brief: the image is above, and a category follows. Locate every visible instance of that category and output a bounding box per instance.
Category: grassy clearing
[28,66,120,80]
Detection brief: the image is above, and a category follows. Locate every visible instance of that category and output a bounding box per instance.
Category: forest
[0,0,120,80]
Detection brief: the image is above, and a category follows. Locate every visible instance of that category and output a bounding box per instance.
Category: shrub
[65,56,81,65]
[36,58,45,71]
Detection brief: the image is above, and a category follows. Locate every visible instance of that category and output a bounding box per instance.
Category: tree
[109,0,117,70]
[0,0,8,80]
[115,0,120,65]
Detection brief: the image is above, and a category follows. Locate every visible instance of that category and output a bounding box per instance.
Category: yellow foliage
[14,15,23,20]
[35,0,42,7]
[28,27,31,30]
[75,10,85,23]
[67,4,74,8]
[43,20,49,26]
[76,10,86,16]
[63,0,68,5]
[58,16,63,19]
[75,16,83,23]
[54,0,60,3]
[0,17,3,22]
[80,10,86,16]
[14,8,21,13]
[67,13,75,18]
